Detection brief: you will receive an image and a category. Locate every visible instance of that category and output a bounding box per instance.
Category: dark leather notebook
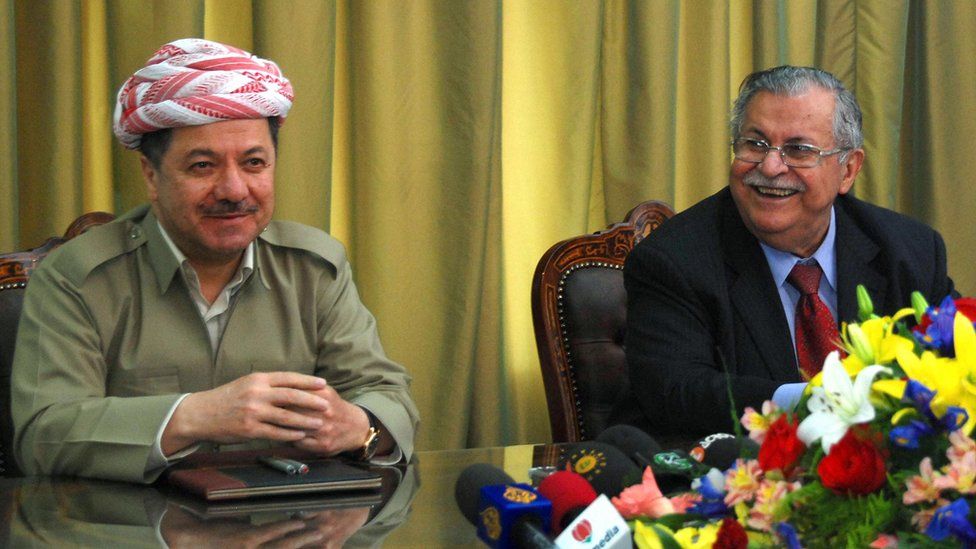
[173,489,386,518]
[165,450,383,501]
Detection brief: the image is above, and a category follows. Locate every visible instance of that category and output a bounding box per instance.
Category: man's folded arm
[313,259,419,462]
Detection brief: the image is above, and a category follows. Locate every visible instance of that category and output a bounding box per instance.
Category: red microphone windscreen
[536,470,597,533]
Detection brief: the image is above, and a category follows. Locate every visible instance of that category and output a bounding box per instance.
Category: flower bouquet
[613,287,976,548]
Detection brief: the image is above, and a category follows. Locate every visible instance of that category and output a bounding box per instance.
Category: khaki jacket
[12,205,418,483]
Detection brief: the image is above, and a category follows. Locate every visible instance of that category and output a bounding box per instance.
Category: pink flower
[746,479,800,531]
[869,534,899,548]
[904,457,942,505]
[741,401,779,444]
[611,467,676,519]
[947,430,976,466]
[669,492,701,514]
[911,505,943,533]
[933,450,976,494]
[724,459,764,506]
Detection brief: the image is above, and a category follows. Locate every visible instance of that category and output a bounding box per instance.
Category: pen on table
[280,457,310,474]
[258,456,309,475]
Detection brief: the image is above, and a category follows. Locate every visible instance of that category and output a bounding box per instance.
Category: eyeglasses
[732,137,848,168]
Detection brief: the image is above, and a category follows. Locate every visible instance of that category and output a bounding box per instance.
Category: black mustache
[201,201,259,215]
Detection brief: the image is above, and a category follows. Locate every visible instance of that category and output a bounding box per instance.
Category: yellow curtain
[3,0,975,451]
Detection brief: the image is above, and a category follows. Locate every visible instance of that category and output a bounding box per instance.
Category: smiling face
[729,88,864,257]
[140,118,276,269]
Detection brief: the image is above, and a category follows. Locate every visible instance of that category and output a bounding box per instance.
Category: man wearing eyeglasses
[614,66,954,438]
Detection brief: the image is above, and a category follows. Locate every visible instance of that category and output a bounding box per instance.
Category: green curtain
[2,0,975,451]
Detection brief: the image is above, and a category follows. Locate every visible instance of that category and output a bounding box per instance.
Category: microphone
[454,463,557,549]
[554,495,632,549]
[596,425,662,469]
[560,442,641,497]
[536,470,597,534]
[646,449,711,494]
[537,470,632,548]
[595,425,693,494]
[689,433,759,470]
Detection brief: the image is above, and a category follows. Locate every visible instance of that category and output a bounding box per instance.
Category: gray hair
[730,66,863,162]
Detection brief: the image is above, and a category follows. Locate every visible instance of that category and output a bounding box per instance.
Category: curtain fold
[3,0,974,450]
[0,0,17,251]
[15,0,83,244]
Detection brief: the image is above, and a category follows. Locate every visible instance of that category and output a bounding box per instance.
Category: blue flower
[890,420,934,449]
[926,498,976,543]
[904,380,936,413]
[940,406,970,432]
[696,471,725,500]
[900,380,969,435]
[688,499,729,519]
[688,470,729,518]
[776,522,801,549]
[917,296,960,356]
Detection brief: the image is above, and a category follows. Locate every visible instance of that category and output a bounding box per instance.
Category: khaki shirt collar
[138,208,257,294]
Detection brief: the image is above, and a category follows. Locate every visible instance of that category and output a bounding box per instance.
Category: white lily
[796,351,891,454]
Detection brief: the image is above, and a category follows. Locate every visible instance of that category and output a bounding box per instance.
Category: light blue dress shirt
[759,207,838,410]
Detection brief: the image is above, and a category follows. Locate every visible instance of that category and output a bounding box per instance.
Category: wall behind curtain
[2,0,974,451]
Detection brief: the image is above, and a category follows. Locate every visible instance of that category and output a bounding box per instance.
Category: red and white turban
[113,38,294,149]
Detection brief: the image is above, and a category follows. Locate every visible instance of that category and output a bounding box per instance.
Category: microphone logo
[568,448,607,477]
[653,451,695,472]
[690,432,735,462]
[479,506,502,541]
[501,485,538,503]
[571,519,593,542]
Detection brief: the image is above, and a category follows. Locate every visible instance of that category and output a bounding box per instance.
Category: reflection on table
[0,444,561,548]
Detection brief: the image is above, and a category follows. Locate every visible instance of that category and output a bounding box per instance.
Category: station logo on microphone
[479,507,502,540]
[568,447,607,478]
[501,485,538,503]
[572,519,593,542]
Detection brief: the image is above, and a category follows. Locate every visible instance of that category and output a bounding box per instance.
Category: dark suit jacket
[614,188,954,437]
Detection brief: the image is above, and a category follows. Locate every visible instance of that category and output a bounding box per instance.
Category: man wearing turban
[11,39,419,483]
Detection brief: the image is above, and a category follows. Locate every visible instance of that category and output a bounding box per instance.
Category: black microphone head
[690,433,760,471]
[454,463,515,526]
[560,442,640,497]
[649,449,709,494]
[596,424,663,468]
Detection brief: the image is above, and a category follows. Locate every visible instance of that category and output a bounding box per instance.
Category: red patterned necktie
[788,262,840,380]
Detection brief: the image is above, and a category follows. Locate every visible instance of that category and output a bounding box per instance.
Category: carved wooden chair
[0,212,115,476]
[531,200,674,442]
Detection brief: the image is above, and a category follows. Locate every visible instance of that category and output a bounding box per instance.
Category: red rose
[714,517,748,549]
[758,415,805,474]
[817,429,887,495]
[956,298,976,323]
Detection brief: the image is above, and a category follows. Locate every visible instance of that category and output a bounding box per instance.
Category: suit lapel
[834,198,884,322]
[720,197,798,380]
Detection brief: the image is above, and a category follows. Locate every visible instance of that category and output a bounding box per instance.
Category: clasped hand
[162,372,369,456]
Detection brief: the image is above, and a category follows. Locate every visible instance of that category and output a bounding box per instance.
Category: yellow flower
[895,322,976,434]
[806,312,914,388]
[839,309,916,373]
[955,310,976,369]
[672,523,720,549]
[633,520,676,549]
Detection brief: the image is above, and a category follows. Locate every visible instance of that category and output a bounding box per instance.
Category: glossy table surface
[0,444,563,548]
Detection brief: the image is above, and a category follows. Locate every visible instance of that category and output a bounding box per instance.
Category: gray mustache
[743,172,804,192]
[202,201,259,215]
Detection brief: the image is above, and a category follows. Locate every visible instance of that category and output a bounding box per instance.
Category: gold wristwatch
[359,411,381,461]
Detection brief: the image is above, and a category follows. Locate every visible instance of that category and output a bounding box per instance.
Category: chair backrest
[531,200,674,442]
[0,212,115,477]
